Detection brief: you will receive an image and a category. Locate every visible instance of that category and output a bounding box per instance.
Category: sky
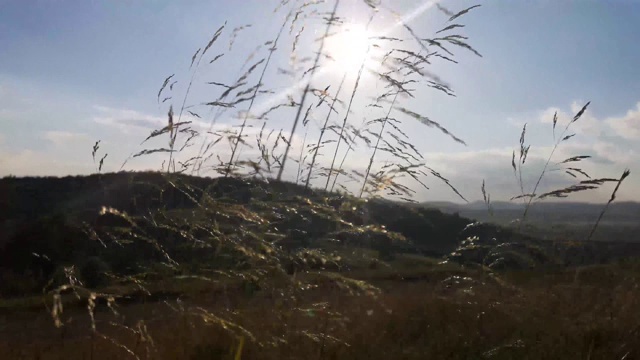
[1,0,640,204]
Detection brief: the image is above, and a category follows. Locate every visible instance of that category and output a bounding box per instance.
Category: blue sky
[1,0,640,203]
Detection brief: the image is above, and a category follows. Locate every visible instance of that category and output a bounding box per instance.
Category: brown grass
[3,264,640,359]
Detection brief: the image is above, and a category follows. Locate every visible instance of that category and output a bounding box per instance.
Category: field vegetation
[1,1,637,359]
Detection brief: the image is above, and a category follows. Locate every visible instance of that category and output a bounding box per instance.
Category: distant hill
[422,200,640,224]
[421,200,640,244]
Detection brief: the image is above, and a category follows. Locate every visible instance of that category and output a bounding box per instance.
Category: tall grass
[505,102,629,233]
[7,264,640,359]
[131,0,480,201]
[61,1,485,355]
[276,0,339,182]
[225,9,292,178]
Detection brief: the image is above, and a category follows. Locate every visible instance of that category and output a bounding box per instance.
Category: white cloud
[417,137,637,203]
[91,105,243,139]
[538,100,601,137]
[605,102,640,140]
[89,105,321,176]
[42,131,90,147]
[92,106,168,135]
[536,100,640,143]
[592,141,636,166]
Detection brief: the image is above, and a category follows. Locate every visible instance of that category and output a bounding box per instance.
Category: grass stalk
[359,89,400,198]
[324,15,375,191]
[305,73,346,189]
[587,169,631,241]
[277,0,340,181]
[224,10,293,177]
[521,102,590,222]
[296,126,309,184]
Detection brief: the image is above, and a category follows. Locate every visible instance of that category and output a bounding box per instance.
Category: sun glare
[324,23,374,73]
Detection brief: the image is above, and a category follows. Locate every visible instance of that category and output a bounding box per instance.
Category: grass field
[2,250,640,359]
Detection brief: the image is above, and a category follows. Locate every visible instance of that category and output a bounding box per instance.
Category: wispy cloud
[420,143,635,203]
[592,140,636,166]
[606,102,640,140]
[92,105,168,135]
[538,101,602,137]
[536,100,640,145]
[42,130,90,147]
[92,105,231,137]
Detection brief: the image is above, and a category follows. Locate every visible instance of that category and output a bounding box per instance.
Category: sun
[324,23,375,74]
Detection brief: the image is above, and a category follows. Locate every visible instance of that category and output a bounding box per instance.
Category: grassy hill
[0,171,481,296]
[3,171,640,296]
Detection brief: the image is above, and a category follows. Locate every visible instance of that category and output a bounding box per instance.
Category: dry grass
[3,264,640,359]
[118,0,484,202]
[3,1,635,359]
[507,102,630,225]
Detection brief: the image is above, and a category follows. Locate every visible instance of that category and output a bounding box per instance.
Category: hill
[422,200,640,242]
[422,200,640,223]
[3,171,640,299]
